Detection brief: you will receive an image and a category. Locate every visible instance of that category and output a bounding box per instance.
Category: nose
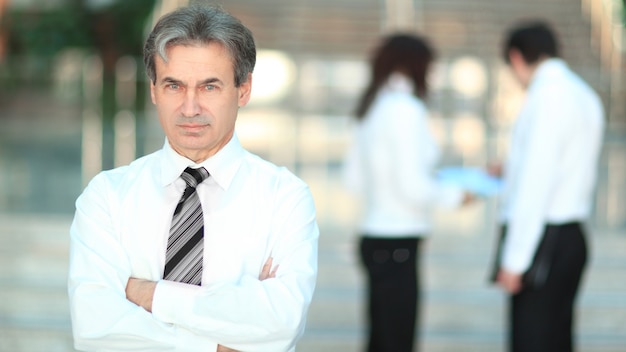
[181,90,201,117]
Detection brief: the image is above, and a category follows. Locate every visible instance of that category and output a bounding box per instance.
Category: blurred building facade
[2,0,623,230]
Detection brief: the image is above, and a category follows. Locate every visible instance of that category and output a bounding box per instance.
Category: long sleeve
[387,101,463,209]
[498,60,606,277]
[343,81,463,235]
[68,173,218,352]
[503,97,562,272]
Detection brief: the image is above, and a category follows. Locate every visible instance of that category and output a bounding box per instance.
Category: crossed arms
[68,173,319,352]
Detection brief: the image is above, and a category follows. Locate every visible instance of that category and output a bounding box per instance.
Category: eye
[204,84,216,91]
[168,83,180,90]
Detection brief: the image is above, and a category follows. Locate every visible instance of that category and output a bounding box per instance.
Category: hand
[487,162,503,178]
[259,256,278,280]
[461,191,476,206]
[496,269,523,294]
[217,345,239,352]
[125,278,157,312]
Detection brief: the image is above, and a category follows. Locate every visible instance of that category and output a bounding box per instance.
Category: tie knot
[181,167,209,188]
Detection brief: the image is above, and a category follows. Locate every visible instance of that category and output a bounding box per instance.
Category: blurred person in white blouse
[343,34,473,352]
[68,4,318,352]
[489,21,605,352]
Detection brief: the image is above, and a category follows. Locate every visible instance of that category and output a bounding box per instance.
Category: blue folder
[437,167,502,197]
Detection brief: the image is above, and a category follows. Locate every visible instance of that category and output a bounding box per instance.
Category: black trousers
[509,222,587,352]
[360,236,422,352]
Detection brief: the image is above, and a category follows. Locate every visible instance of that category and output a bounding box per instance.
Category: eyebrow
[198,77,223,86]
[160,77,183,86]
[158,77,224,86]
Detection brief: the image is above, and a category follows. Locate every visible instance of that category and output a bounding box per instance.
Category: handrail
[582,0,623,72]
[583,0,624,125]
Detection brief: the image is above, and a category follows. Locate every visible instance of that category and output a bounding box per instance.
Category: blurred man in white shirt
[491,21,604,352]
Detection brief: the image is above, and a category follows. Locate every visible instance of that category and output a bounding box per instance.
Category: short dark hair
[355,33,435,118]
[143,3,256,87]
[503,21,560,64]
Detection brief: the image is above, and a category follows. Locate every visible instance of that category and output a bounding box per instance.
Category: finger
[261,257,272,273]
[259,257,274,280]
[269,264,279,278]
[259,268,269,280]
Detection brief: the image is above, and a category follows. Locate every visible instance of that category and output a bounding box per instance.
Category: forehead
[155,42,235,79]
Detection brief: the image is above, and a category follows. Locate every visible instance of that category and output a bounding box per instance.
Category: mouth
[177,124,210,136]
[178,124,208,130]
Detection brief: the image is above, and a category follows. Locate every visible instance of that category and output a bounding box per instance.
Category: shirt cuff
[502,246,532,274]
[437,184,464,209]
[153,280,199,324]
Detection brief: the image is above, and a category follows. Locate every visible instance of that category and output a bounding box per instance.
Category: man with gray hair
[68,3,319,351]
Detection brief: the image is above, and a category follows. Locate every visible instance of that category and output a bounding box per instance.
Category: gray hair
[143,3,256,87]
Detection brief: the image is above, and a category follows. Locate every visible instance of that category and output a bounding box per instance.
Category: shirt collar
[160,133,245,190]
[383,72,414,94]
[529,58,568,87]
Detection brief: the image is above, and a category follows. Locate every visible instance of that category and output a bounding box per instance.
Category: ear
[508,49,524,67]
[150,81,157,105]
[508,49,531,87]
[238,73,253,108]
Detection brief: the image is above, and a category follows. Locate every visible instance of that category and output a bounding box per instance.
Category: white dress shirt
[499,58,605,273]
[68,134,319,352]
[343,73,463,236]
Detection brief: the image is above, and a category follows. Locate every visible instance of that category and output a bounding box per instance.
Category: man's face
[150,42,252,162]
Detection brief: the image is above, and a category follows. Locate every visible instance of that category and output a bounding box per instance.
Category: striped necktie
[164,167,209,285]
